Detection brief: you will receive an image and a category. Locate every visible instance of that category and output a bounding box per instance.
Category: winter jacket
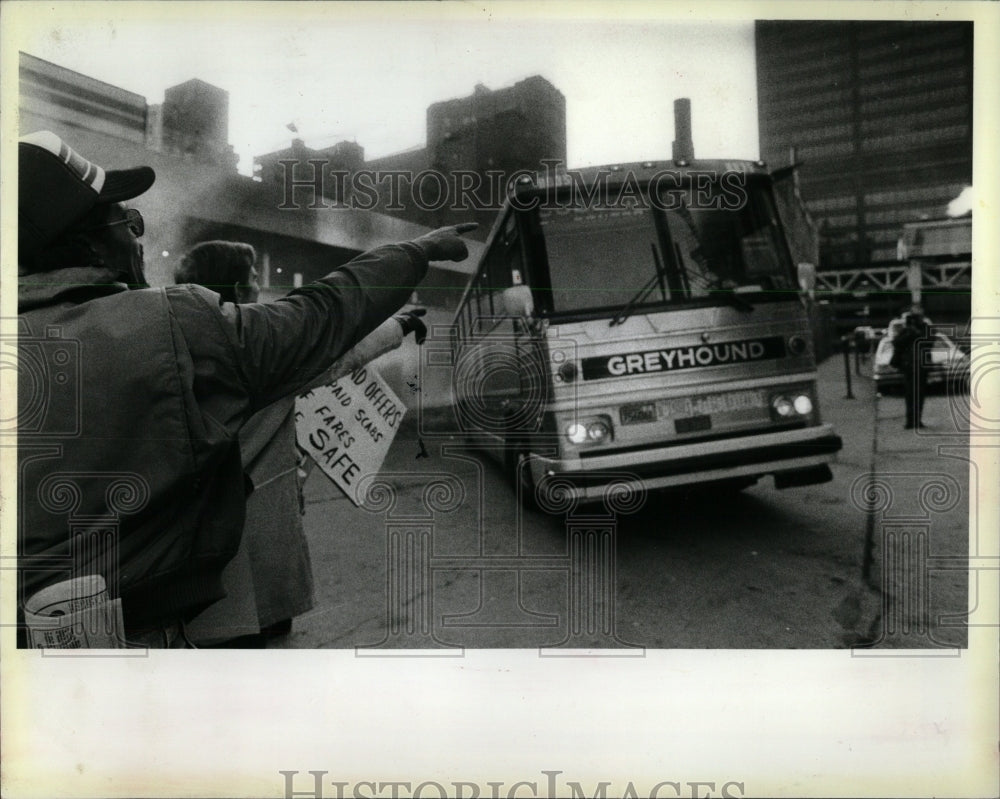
[17,243,427,632]
[891,318,929,375]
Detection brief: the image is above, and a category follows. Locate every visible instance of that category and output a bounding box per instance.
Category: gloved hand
[394,307,428,345]
[412,222,478,262]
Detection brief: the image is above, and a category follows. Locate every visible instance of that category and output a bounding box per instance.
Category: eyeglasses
[82,208,144,238]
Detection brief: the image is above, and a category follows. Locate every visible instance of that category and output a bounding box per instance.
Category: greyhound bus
[450,108,842,506]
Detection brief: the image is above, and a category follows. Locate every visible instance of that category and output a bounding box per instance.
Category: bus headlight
[564,417,613,445]
[772,396,795,417]
[566,423,588,444]
[587,419,610,442]
[770,392,813,420]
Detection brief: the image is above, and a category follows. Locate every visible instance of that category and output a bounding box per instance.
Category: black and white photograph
[2,2,997,797]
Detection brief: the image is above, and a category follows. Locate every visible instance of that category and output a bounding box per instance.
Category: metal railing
[816,261,971,296]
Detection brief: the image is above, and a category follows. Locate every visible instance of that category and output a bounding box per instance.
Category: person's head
[19,131,154,286]
[24,202,148,287]
[175,241,259,304]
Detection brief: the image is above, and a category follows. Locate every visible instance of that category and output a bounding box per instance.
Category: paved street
[271,355,971,651]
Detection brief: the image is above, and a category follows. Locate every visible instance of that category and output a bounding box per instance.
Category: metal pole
[854,335,862,376]
[843,336,855,399]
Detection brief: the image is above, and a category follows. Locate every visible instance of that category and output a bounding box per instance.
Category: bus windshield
[538,178,796,316]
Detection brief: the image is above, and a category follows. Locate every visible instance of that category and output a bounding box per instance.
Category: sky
[12,3,760,174]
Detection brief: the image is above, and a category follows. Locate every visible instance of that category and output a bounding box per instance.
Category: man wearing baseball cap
[17,131,476,647]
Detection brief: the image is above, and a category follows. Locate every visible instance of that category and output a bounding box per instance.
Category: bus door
[495,212,546,437]
[461,211,545,441]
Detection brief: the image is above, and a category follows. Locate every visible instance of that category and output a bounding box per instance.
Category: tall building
[426,76,567,175]
[159,79,239,168]
[756,21,973,271]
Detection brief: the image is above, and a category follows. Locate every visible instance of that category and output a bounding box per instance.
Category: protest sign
[295,366,407,506]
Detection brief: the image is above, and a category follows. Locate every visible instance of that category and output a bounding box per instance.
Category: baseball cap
[19,131,156,258]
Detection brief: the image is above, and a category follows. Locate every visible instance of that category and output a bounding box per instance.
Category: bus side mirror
[797,262,816,299]
[501,285,534,318]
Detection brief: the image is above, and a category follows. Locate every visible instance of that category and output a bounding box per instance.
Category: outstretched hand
[413,222,478,262]
[394,307,428,345]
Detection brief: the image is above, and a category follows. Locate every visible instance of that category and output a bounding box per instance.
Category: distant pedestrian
[891,309,930,429]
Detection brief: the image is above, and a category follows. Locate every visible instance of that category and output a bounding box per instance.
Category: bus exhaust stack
[672,98,695,164]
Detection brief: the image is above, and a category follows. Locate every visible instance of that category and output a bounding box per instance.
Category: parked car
[873,317,970,392]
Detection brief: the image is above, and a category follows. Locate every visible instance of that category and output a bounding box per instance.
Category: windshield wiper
[609,242,671,327]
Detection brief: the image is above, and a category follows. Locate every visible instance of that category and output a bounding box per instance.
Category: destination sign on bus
[582,336,786,380]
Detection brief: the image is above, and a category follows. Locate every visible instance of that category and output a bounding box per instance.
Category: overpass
[817,216,971,335]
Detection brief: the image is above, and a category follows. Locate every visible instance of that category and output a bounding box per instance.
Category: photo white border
[2,2,997,797]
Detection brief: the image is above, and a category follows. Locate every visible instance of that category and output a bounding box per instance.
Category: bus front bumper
[528,424,843,501]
